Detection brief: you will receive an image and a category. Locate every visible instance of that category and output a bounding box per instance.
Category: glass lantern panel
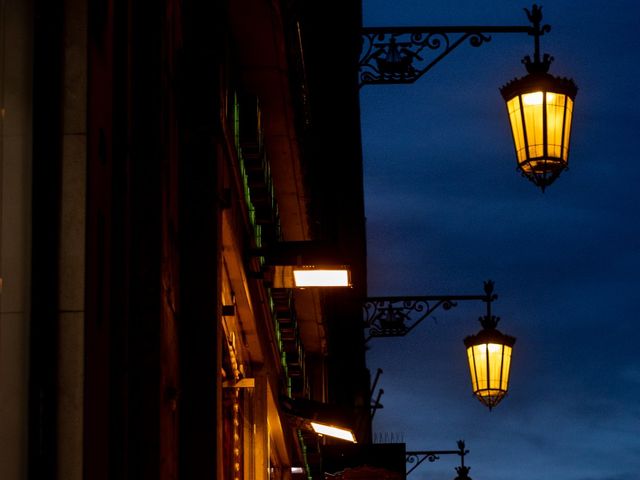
[501,345,513,391]
[487,343,504,390]
[563,97,574,158]
[471,344,488,390]
[466,347,478,391]
[507,97,526,161]
[522,91,545,159]
[546,92,566,159]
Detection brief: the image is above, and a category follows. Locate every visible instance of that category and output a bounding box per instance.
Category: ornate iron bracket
[406,440,469,476]
[359,4,551,87]
[369,368,384,419]
[363,280,496,342]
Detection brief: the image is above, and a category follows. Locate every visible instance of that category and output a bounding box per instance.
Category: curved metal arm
[363,281,497,342]
[406,440,469,476]
[359,4,549,86]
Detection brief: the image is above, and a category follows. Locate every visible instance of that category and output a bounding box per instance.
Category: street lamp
[359,4,578,189]
[310,422,357,443]
[500,5,578,190]
[271,265,351,288]
[363,280,516,410]
[252,241,352,288]
[280,396,358,443]
[463,283,516,410]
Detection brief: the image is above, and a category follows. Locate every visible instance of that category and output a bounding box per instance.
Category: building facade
[0,0,370,479]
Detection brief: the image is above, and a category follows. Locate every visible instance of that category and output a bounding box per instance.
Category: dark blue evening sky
[361,1,640,479]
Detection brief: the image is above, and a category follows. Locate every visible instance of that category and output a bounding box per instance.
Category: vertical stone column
[0,1,33,478]
[57,0,87,478]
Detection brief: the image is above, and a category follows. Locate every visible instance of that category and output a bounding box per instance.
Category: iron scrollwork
[406,440,469,476]
[363,297,457,340]
[405,452,440,476]
[360,27,496,86]
[363,281,497,342]
[358,4,549,87]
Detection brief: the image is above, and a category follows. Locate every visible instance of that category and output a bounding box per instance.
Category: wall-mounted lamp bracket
[406,440,469,476]
[370,388,384,420]
[359,4,550,87]
[363,281,496,342]
[369,367,384,419]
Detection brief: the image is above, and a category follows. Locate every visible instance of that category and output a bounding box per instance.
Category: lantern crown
[463,319,516,351]
[454,465,472,480]
[500,72,577,103]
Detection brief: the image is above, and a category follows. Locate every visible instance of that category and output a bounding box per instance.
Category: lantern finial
[523,4,553,72]
[454,465,472,480]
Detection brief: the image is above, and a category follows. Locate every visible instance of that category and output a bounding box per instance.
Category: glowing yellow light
[464,328,515,410]
[310,422,357,443]
[271,265,352,288]
[522,91,557,106]
[465,343,513,403]
[293,268,351,287]
[522,91,540,105]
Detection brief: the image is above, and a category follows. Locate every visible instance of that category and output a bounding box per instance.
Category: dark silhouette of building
[0,0,370,478]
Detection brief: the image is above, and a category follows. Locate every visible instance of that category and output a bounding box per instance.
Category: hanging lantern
[464,308,515,410]
[501,70,577,190]
[500,5,578,190]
